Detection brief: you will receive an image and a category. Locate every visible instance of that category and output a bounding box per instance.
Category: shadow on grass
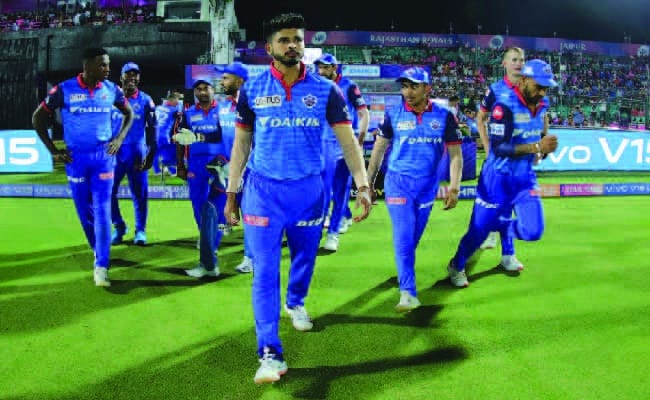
[38,277,467,400]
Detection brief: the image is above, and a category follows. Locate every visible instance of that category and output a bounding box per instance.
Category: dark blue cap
[396,67,430,84]
[314,53,338,65]
[192,78,213,88]
[521,59,558,87]
[121,62,140,75]
[216,62,249,80]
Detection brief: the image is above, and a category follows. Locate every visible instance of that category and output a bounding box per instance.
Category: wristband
[357,185,370,192]
[534,142,541,154]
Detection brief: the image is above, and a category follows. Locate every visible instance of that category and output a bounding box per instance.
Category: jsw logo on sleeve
[399,136,443,145]
[257,117,321,128]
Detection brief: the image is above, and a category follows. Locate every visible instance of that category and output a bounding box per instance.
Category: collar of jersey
[270,61,307,84]
[404,98,433,114]
[76,74,103,90]
[126,88,140,99]
[193,99,217,110]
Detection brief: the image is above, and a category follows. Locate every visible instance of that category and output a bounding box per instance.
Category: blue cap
[521,59,558,87]
[216,62,249,80]
[121,62,140,75]
[396,67,430,84]
[192,78,213,88]
[314,53,338,65]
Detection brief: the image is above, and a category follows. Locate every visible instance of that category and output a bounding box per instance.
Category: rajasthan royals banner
[239,32,649,58]
[535,128,650,171]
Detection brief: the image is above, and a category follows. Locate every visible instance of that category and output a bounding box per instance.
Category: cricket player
[32,47,134,287]
[222,13,371,384]
[367,66,463,312]
[314,53,370,251]
[110,62,157,246]
[448,59,559,288]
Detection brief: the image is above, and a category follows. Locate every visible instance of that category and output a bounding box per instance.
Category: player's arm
[327,86,371,221]
[356,106,370,145]
[366,114,392,192]
[108,95,134,155]
[141,97,157,170]
[32,85,71,163]
[175,113,189,180]
[477,109,490,152]
[348,84,370,145]
[443,111,463,210]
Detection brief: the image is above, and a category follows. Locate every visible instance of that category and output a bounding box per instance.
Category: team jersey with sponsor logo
[42,74,126,151]
[236,62,351,180]
[486,87,549,173]
[111,89,156,145]
[378,99,461,178]
[180,100,225,157]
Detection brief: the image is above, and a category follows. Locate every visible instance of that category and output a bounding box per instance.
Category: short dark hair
[82,47,108,62]
[449,95,460,102]
[263,13,305,42]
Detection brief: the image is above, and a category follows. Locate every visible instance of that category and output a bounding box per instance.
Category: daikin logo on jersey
[257,116,321,128]
[399,136,443,145]
[70,106,111,113]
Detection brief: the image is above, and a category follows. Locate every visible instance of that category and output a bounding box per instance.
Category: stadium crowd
[0,1,157,31]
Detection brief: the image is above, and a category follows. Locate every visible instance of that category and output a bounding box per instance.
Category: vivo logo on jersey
[296,216,324,226]
[257,117,321,128]
[69,94,88,102]
[396,121,416,131]
[399,136,443,145]
[254,95,282,108]
[513,128,542,138]
[70,106,111,113]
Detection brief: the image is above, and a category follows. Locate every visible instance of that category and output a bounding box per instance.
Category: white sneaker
[323,233,339,251]
[254,347,288,384]
[338,217,352,234]
[284,304,313,331]
[500,255,524,271]
[395,290,421,313]
[235,256,254,273]
[94,267,111,287]
[447,259,469,288]
[185,265,220,278]
[480,231,498,250]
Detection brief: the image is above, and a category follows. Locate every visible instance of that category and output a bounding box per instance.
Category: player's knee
[516,223,544,241]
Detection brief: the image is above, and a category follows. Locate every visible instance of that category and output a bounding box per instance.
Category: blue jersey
[486,87,549,173]
[111,89,156,145]
[480,76,516,114]
[217,96,238,158]
[378,99,462,178]
[236,63,351,180]
[154,102,181,146]
[181,101,225,157]
[43,74,126,151]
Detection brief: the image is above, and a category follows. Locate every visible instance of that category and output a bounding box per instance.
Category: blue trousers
[321,140,351,234]
[198,185,227,270]
[111,143,148,232]
[66,146,115,268]
[242,172,324,357]
[385,172,440,296]
[453,166,545,270]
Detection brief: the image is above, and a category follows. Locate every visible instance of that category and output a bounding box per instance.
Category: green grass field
[1,186,649,399]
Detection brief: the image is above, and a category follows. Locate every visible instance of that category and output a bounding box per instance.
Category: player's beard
[271,49,302,67]
[222,85,237,96]
[522,86,543,106]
